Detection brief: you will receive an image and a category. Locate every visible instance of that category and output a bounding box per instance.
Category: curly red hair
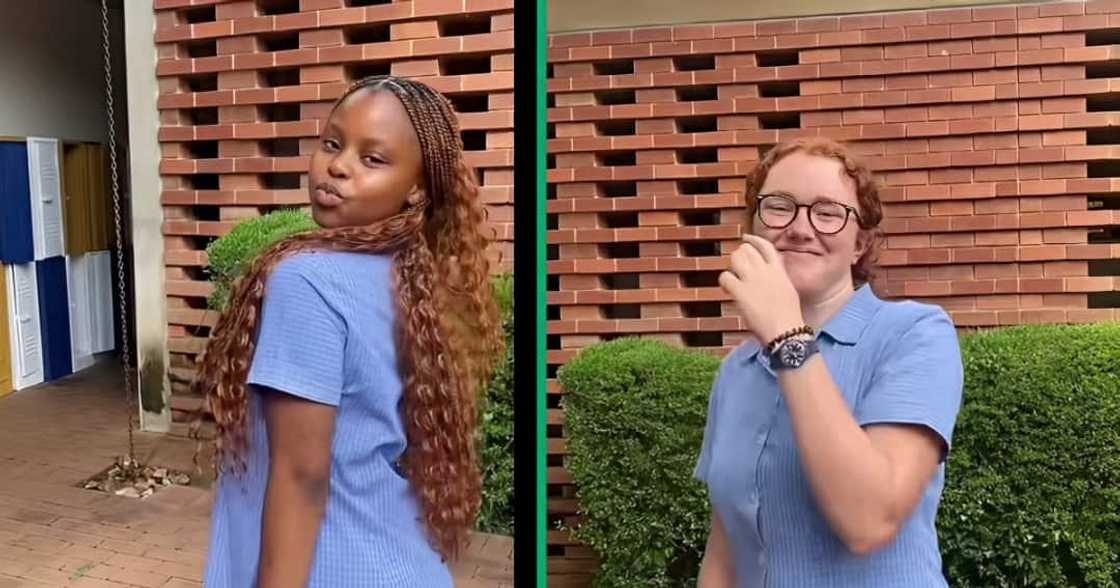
[744,137,885,286]
[191,76,502,561]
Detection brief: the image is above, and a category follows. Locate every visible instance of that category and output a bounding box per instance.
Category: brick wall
[546,0,1120,583]
[152,0,514,421]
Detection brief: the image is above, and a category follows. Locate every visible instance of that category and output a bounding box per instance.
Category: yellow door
[89,144,111,252]
[63,143,94,255]
[0,267,14,397]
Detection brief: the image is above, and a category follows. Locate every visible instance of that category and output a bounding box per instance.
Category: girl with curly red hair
[696,138,963,586]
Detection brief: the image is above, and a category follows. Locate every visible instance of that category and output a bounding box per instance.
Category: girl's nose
[784,206,817,240]
[327,155,349,179]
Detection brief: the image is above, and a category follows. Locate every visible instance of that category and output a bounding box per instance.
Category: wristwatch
[769,337,819,371]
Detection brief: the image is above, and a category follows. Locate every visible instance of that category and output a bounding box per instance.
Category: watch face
[780,340,808,366]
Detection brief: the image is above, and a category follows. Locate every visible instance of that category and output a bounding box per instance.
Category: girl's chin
[788,269,857,301]
[783,259,817,279]
[311,207,398,229]
[310,207,341,228]
[789,276,817,297]
[786,265,828,295]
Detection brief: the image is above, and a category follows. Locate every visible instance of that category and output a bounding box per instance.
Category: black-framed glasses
[754,193,863,235]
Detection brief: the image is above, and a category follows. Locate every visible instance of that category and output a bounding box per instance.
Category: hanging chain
[102,0,135,462]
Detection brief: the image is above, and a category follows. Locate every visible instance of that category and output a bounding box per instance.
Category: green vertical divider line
[537,0,548,585]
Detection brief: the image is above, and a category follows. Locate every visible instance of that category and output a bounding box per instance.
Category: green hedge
[560,325,1120,587]
[205,209,318,311]
[941,324,1120,587]
[559,339,719,587]
[206,211,514,535]
[478,274,514,535]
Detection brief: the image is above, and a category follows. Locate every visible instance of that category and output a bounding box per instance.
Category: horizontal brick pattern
[153,0,514,420]
[547,1,1120,584]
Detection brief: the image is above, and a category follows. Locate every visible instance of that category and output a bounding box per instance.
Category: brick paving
[0,359,512,587]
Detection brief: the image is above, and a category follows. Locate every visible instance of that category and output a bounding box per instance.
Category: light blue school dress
[204,251,451,587]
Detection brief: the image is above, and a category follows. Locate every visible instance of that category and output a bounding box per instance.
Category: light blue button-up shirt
[695,284,964,587]
[204,252,452,587]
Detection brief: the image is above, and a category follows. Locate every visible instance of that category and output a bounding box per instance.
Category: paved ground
[0,358,512,587]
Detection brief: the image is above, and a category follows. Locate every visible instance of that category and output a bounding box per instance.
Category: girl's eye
[322,139,340,150]
[362,155,385,166]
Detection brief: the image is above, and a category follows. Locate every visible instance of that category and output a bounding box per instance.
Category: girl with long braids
[195,76,503,587]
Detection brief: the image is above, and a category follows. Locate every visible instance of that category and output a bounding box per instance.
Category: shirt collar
[744,283,881,367]
[818,283,881,346]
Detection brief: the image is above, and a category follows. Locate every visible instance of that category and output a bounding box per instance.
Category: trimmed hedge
[478,273,514,535]
[942,324,1120,587]
[205,212,514,535]
[204,208,319,311]
[560,324,1120,587]
[559,338,719,587]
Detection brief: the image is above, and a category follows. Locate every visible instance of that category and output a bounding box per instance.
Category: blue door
[36,256,72,380]
[0,143,35,263]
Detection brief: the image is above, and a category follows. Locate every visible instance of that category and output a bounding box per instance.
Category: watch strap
[765,325,815,355]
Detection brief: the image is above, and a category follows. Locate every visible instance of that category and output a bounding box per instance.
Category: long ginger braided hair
[191,75,503,560]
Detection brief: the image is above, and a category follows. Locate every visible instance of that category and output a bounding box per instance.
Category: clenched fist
[718,234,806,345]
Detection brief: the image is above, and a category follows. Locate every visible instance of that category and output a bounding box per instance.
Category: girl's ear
[852,229,870,264]
[405,184,425,207]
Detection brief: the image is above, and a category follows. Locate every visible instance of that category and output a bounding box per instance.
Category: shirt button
[756,431,766,444]
[748,490,758,503]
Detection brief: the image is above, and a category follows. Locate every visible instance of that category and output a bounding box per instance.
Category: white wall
[122,1,171,432]
[0,0,127,143]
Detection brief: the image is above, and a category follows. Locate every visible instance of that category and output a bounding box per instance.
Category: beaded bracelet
[765,325,815,355]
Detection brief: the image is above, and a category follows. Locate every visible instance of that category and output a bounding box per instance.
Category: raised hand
[717,234,805,345]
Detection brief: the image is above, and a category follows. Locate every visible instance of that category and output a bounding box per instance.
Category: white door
[8,264,43,389]
[26,138,65,260]
[89,251,115,354]
[67,255,95,372]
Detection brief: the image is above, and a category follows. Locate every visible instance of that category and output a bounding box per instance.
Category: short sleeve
[693,361,728,484]
[855,307,964,457]
[247,258,347,406]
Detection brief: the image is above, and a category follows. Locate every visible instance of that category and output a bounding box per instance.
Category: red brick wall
[547,0,1120,583]
[152,0,514,420]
